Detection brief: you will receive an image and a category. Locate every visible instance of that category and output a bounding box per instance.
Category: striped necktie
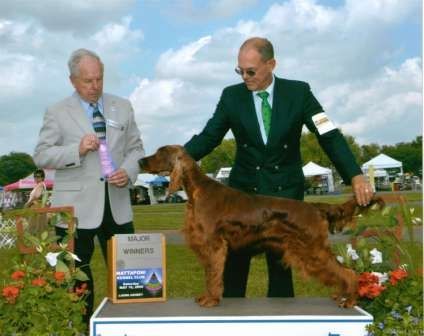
[90,103,115,177]
[257,91,272,137]
[90,103,106,139]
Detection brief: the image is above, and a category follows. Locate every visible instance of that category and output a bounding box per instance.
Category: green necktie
[257,91,272,137]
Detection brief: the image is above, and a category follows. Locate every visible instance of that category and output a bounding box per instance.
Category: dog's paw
[195,294,220,307]
[337,296,356,308]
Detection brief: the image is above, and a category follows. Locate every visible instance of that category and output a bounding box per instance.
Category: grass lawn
[0,191,422,310]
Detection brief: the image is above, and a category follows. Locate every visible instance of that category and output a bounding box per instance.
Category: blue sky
[0,0,422,157]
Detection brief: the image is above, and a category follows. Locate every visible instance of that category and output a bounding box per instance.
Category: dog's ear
[168,158,183,194]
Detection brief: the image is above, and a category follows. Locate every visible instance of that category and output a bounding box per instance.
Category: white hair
[68,48,103,77]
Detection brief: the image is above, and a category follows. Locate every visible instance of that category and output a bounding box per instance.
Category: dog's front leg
[195,238,228,307]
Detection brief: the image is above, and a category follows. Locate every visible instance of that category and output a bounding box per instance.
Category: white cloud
[129,0,421,154]
[0,0,135,33]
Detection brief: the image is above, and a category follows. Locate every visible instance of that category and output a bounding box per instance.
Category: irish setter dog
[139,145,383,308]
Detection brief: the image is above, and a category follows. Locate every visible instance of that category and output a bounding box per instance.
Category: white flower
[412,217,422,224]
[400,264,408,271]
[336,256,344,263]
[372,272,388,285]
[370,248,383,264]
[68,252,81,262]
[346,244,359,260]
[409,208,415,215]
[45,252,61,267]
[36,245,43,253]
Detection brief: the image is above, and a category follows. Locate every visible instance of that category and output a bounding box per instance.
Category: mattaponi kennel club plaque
[108,233,166,303]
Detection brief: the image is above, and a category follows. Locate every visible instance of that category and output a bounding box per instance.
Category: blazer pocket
[54,182,82,191]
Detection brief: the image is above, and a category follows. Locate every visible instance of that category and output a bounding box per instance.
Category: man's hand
[351,174,373,206]
[108,168,129,188]
[79,134,100,156]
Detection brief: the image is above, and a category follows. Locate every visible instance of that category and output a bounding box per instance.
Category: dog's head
[138,145,189,194]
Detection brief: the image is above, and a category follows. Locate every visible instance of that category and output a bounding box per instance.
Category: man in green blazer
[184,37,373,298]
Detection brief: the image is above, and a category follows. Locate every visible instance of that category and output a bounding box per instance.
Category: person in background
[184,37,373,300]
[33,48,145,324]
[24,168,46,208]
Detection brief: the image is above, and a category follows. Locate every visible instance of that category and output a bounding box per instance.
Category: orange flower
[11,270,25,281]
[2,286,20,303]
[390,268,408,285]
[31,277,47,287]
[54,272,66,282]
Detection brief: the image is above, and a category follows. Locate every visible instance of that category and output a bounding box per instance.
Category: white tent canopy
[302,161,334,192]
[361,154,403,174]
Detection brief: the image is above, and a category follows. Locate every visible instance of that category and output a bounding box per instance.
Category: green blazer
[184,76,361,200]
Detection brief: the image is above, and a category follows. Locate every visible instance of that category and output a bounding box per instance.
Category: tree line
[199,134,422,178]
[0,135,421,186]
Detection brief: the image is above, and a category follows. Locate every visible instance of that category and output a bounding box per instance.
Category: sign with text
[108,233,166,303]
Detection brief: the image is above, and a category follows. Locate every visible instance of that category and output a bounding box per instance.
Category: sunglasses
[234,67,256,77]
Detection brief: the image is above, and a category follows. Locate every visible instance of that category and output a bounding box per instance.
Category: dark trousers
[56,184,134,324]
[223,248,294,297]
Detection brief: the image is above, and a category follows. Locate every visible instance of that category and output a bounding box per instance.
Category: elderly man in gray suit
[34,49,144,323]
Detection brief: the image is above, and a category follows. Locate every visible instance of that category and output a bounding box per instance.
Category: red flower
[31,277,47,287]
[75,283,88,296]
[54,272,66,282]
[11,270,25,281]
[2,286,20,303]
[358,272,386,299]
[390,268,408,285]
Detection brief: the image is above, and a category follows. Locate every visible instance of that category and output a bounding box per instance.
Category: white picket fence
[0,216,16,249]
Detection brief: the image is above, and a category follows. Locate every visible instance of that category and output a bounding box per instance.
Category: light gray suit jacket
[34,92,144,229]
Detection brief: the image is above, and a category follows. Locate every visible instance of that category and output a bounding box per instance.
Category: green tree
[0,152,36,186]
[200,139,236,174]
[300,131,361,167]
[360,143,381,163]
[381,136,422,177]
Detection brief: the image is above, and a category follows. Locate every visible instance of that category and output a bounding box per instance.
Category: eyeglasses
[235,67,256,77]
[34,175,43,178]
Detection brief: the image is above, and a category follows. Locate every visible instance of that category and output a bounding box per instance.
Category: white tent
[134,174,170,204]
[302,161,335,192]
[361,154,403,175]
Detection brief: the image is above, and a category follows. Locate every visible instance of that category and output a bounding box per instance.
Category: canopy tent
[134,174,170,204]
[302,161,334,192]
[4,169,55,191]
[135,174,170,187]
[361,154,403,177]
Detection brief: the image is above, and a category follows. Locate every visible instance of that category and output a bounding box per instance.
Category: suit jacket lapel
[267,78,293,147]
[239,86,266,149]
[66,93,93,135]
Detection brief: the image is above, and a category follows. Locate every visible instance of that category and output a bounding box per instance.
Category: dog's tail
[310,196,385,233]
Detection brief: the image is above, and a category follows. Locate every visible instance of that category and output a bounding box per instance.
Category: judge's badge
[312,112,336,135]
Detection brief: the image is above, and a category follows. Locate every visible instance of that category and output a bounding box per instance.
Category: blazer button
[256,166,261,170]
[283,144,288,149]
[243,143,248,148]
[253,187,257,192]
[278,186,282,191]
[100,177,105,182]
[274,165,279,170]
